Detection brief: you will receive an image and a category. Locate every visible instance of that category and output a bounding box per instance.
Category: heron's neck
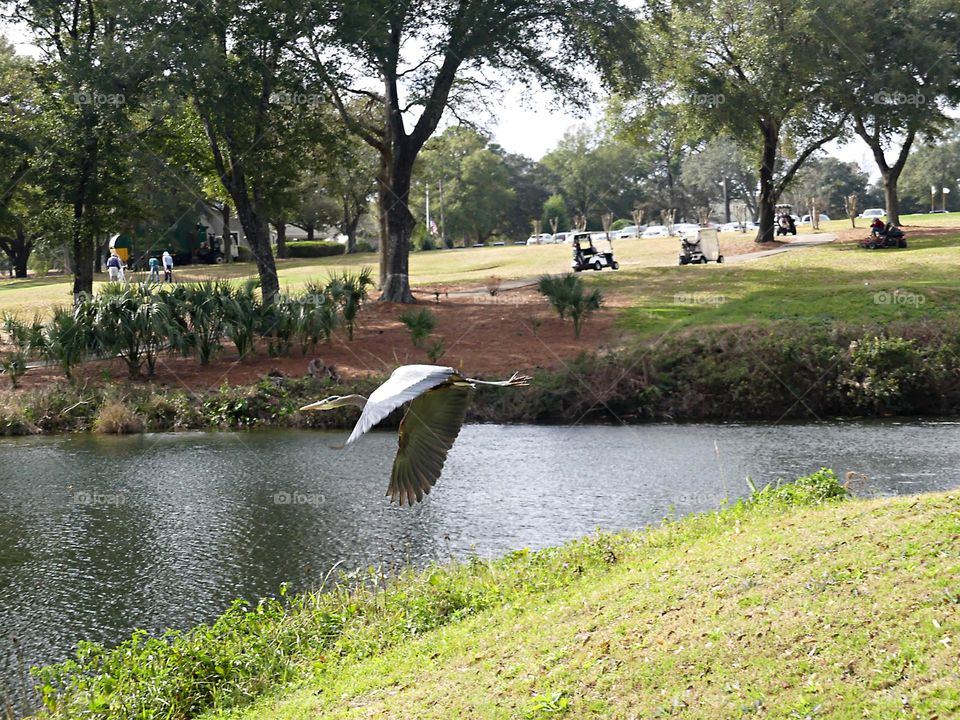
[342,394,368,409]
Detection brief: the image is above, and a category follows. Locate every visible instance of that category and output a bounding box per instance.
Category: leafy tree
[162,0,331,304]
[829,0,960,224]
[305,0,640,302]
[499,152,550,242]
[540,125,643,228]
[542,194,570,233]
[680,136,759,221]
[444,149,515,244]
[0,37,39,277]
[9,0,161,300]
[899,131,960,213]
[647,0,850,241]
[313,132,379,253]
[782,156,869,218]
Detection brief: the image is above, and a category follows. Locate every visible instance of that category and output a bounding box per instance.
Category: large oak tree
[303,0,640,302]
[647,0,850,242]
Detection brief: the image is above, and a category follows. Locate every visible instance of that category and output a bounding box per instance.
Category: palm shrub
[537,274,603,339]
[260,294,299,357]
[157,284,195,358]
[91,287,172,378]
[399,308,437,349]
[175,282,226,365]
[222,280,262,359]
[42,305,94,380]
[327,267,374,341]
[1,313,32,387]
[301,282,339,350]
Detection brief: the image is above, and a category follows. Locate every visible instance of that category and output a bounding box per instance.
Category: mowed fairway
[3,213,959,338]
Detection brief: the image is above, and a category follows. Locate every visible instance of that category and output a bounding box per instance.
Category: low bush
[399,308,437,349]
[93,401,145,434]
[745,468,849,509]
[286,241,347,258]
[537,274,603,338]
[353,241,375,254]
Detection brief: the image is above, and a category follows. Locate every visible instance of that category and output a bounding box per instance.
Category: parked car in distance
[615,224,646,239]
[800,213,831,223]
[674,223,701,235]
[860,208,885,219]
[641,225,669,238]
[525,233,554,245]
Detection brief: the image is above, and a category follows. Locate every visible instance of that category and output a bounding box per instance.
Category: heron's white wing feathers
[346,365,457,445]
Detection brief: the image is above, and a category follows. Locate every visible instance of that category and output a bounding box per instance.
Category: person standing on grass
[106,250,122,282]
[148,256,161,283]
[162,250,174,283]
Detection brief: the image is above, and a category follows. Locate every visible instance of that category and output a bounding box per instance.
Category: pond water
[1,421,959,714]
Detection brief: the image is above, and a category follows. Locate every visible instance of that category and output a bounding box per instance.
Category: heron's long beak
[300,400,331,412]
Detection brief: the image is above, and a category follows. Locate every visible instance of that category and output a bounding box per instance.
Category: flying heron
[300,364,530,505]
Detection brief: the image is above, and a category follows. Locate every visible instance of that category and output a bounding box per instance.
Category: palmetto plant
[222,280,262,359]
[92,286,174,378]
[300,281,339,351]
[0,313,34,387]
[169,282,226,365]
[43,305,94,381]
[327,267,374,341]
[537,274,603,339]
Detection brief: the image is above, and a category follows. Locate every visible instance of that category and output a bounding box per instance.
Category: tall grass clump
[92,399,145,434]
[537,274,603,338]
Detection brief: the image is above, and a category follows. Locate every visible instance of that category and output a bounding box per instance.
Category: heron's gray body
[301,364,528,505]
[346,365,461,445]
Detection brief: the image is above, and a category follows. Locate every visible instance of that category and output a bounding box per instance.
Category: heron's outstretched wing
[388,384,472,505]
[347,365,457,445]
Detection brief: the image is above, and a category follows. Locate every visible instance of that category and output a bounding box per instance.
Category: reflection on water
[1,421,959,713]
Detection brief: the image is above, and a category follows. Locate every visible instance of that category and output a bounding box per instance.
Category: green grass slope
[202,483,960,720]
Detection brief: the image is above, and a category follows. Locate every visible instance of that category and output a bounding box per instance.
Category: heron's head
[300,394,366,412]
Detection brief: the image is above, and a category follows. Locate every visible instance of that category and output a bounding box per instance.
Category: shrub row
[286,241,347,258]
[0,270,374,384]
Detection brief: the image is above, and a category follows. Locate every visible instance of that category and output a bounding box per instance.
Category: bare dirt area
[18,288,620,394]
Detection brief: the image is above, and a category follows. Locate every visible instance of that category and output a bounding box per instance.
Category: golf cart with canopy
[775,204,797,236]
[571,232,619,272]
[678,227,724,265]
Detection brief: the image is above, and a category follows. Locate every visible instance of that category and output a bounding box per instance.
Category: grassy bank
[28,472,960,719]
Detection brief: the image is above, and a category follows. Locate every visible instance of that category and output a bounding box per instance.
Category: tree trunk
[380,150,416,303]
[233,196,280,304]
[221,203,232,263]
[755,120,779,243]
[854,118,915,227]
[71,215,94,303]
[306,223,315,242]
[343,197,361,253]
[376,152,391,289]
[882,172,902,226]
[0,227,32,279]
[275,220,288,259]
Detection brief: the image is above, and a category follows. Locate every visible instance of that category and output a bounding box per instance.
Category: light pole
[943,187,951,213]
